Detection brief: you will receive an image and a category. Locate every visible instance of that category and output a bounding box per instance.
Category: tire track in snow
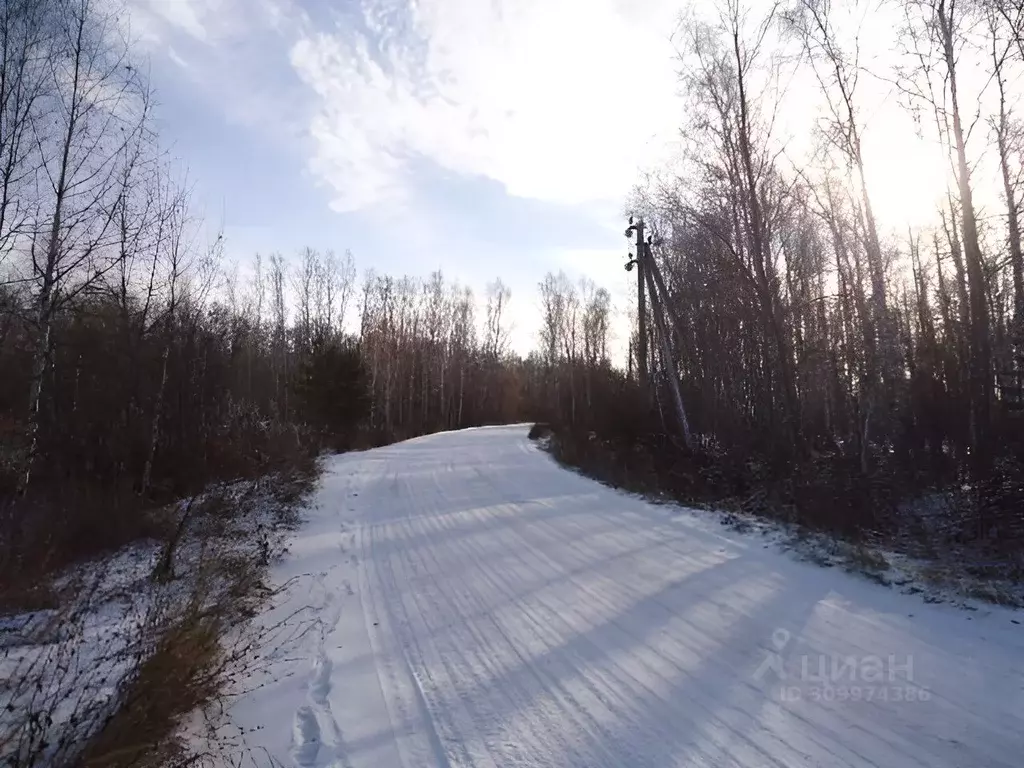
[237,426,1024,768]
[370,516,467,768]
[482,457,1016,768]
[510,456,1024,763]
[438,493,782,762]
[352,461,428,768]
[463,469,904,766]
[409,471,610,768]
[528,502,1008,767]
[449,502,779,767]
[361,501,454,768]
[381,478,503,768]
[422,498,656,768]
[447,490,890,768]
[403,462,775,766]
[486,498,893,767]
[405,476,557,764]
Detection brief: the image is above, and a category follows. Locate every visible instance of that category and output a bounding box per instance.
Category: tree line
[0,0,614,579]
[539,0,1024,553]
[6,0,1024,582]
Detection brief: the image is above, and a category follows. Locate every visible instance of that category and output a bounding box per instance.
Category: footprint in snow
[291,706,320,767]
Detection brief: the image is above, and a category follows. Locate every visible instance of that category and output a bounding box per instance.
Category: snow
[1,478,290,766]
[222,424,1024,768]
[1,543,161,766]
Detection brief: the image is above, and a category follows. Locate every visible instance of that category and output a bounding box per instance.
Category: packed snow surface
[227,425,1024,767]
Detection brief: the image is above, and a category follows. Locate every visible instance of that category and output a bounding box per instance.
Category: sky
[123,0,1012,356]
[125,0,688,354]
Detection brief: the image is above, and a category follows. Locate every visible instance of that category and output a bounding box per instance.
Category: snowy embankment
[222,425,1024,768]
[1,479,294,767]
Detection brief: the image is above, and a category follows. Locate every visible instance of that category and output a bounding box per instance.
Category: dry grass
[0,582,58,617]
[2,459,321,768]
[843,543,890,574]
[73,501,299,767]
[78,607,223,768]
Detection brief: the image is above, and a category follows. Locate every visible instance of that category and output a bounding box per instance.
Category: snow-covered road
[226,425,1024,768]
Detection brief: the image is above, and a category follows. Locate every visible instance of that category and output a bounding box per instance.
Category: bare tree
[986,3,1024,336]
[903,0,994,472]
[484,277,512,360]
[783,0,896,420]
[268,252,287,418]
[19,0,151,491]
[0,0,49,268]
[675,0,805,454]
[140,174,200,497]
[292,246,317,353]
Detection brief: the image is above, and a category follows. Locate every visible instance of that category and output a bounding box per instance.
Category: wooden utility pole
[643,251,693,449]
[626,217,648,385]
[622,222,694,450]
[647,243,686,346]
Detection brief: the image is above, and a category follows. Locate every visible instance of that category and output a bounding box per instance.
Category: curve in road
[225,425,1024,768]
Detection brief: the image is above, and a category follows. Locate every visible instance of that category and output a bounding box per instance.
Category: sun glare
[861,120,952,233]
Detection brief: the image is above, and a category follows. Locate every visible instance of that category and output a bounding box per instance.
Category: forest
[553,0,1024,564]
[2,0,1024,761]
[3,0,1024,590]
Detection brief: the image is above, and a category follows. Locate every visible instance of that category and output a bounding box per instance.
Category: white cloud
[166,46,189,70]
[289,0,683,212]
[125,0,313,145]
[128,0,279,44]
[150,0,210,41]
